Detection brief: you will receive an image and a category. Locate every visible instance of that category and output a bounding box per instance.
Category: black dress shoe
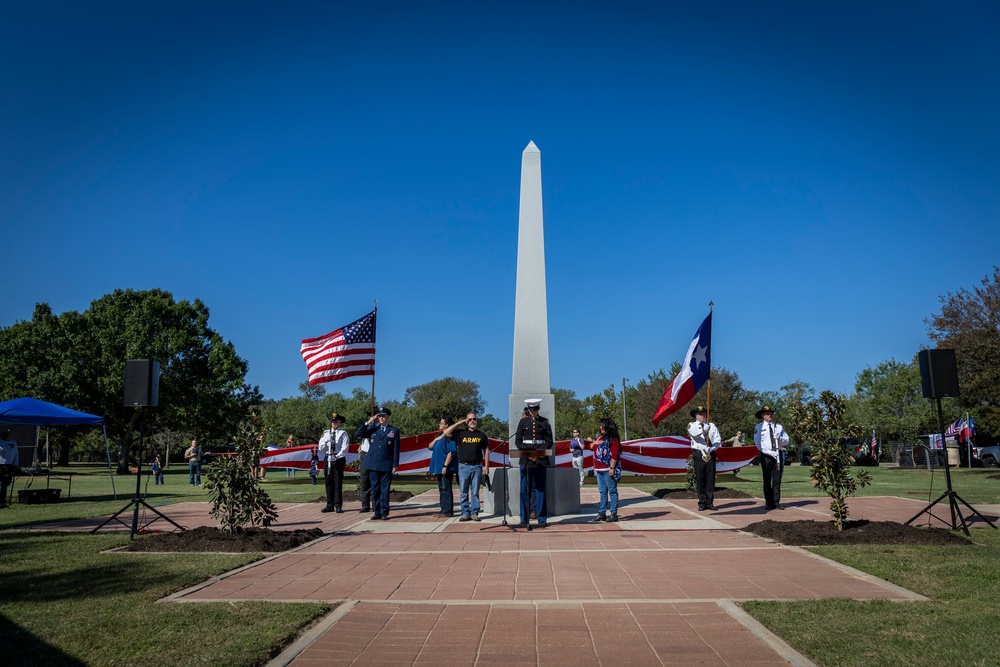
[335,508,343,513]
[774,504,785,510]
[371,514,381,520]
[707,505,718,511]
[359,507,370,513]
[321,508,333,513]
[697,506,706,512]
[380,515,389,521]
[765,505,776,511]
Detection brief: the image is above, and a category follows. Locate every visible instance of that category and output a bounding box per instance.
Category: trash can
[946,445,960,467]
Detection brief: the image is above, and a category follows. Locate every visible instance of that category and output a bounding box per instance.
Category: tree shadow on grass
[0,614,88,666]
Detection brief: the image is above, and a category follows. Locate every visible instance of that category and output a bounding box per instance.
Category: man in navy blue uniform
[355,406,400,520]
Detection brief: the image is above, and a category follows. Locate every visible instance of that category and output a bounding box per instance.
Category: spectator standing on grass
[309,448,319,485]
[185,439,203,486]
[428,417,458,517]
[285,435,297,478]
[151,454,164,485]
[1,429,20,504]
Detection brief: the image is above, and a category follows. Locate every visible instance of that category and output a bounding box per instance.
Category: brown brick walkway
[95,487,974,667]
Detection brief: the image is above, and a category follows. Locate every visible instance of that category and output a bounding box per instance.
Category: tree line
[2,267,997,469]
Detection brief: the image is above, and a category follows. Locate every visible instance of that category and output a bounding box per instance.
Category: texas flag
[652,312,712,427]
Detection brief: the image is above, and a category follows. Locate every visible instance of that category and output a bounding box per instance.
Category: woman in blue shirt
[428,417,458,517]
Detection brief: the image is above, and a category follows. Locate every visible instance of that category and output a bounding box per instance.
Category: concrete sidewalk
[131,486,986,667]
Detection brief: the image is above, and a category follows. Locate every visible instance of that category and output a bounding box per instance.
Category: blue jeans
[520,466,546,523]
[596,470,618,515]
[436,472,455,515]
[368,469,392,517]
[189,461,201,485]
[457,463,481,517]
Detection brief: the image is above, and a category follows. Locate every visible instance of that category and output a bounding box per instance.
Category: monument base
[484,467,580,518]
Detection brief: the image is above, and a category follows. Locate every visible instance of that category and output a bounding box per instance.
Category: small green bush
[204,411,278,533]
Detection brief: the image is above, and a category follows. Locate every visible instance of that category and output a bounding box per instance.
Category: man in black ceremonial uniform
[515,399,552,528]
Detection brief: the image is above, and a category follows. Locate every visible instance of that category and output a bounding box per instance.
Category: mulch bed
[741,519,972,546]
[121,489,416,552]
[653,487,753,500]
[122,526,325,552]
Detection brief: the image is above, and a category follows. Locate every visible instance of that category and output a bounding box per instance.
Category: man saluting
[355,406,400,521]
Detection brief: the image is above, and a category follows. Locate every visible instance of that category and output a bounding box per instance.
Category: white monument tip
[524,141,540,153]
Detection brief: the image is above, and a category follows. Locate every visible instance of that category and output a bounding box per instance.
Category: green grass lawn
[0,531,329,667]
[627,463,1000,505]
[0,464,438,530]
[743,527,1000,667]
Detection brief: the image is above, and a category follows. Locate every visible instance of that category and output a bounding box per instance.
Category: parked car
[980,445,1000,468]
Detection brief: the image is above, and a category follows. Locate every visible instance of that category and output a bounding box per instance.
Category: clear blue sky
[3,2,999,418]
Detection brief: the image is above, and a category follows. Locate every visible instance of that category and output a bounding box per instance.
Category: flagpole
[705,301,713,421]
[370,299,378,416]
[966,411,972,469]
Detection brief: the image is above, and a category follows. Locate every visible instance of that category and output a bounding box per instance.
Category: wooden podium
[508,449,553,460]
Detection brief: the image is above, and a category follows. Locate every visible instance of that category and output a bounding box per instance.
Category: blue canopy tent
[0,397,117,499]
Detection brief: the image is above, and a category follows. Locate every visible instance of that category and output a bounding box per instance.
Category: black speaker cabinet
[918,349,959,399]
[123,360,160,407]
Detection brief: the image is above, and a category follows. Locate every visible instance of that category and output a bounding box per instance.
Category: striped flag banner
[260,433,759,476]
[300,310,376,386]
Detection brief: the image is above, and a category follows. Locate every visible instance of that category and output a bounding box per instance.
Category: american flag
[300,310,376,385]
[871,429,878,460]
[944,418,963,437]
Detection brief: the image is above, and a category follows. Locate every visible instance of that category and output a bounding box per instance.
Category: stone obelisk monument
[509,141,554,423]
[487,141,580,518]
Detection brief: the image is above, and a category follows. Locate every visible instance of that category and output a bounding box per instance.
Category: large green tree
[926,266,1000,436]
[0,289,261,470]
[848,358,933,456]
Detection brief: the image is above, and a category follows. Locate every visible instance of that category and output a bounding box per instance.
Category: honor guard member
[355,406,400,520]
[319,413,350,513]
[687,406,722,511]
[514,399,552,528]
[753,405,789,510]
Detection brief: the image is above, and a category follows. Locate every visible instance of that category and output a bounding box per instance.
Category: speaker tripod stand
[906,397,996,537]
[92,406,185,539]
